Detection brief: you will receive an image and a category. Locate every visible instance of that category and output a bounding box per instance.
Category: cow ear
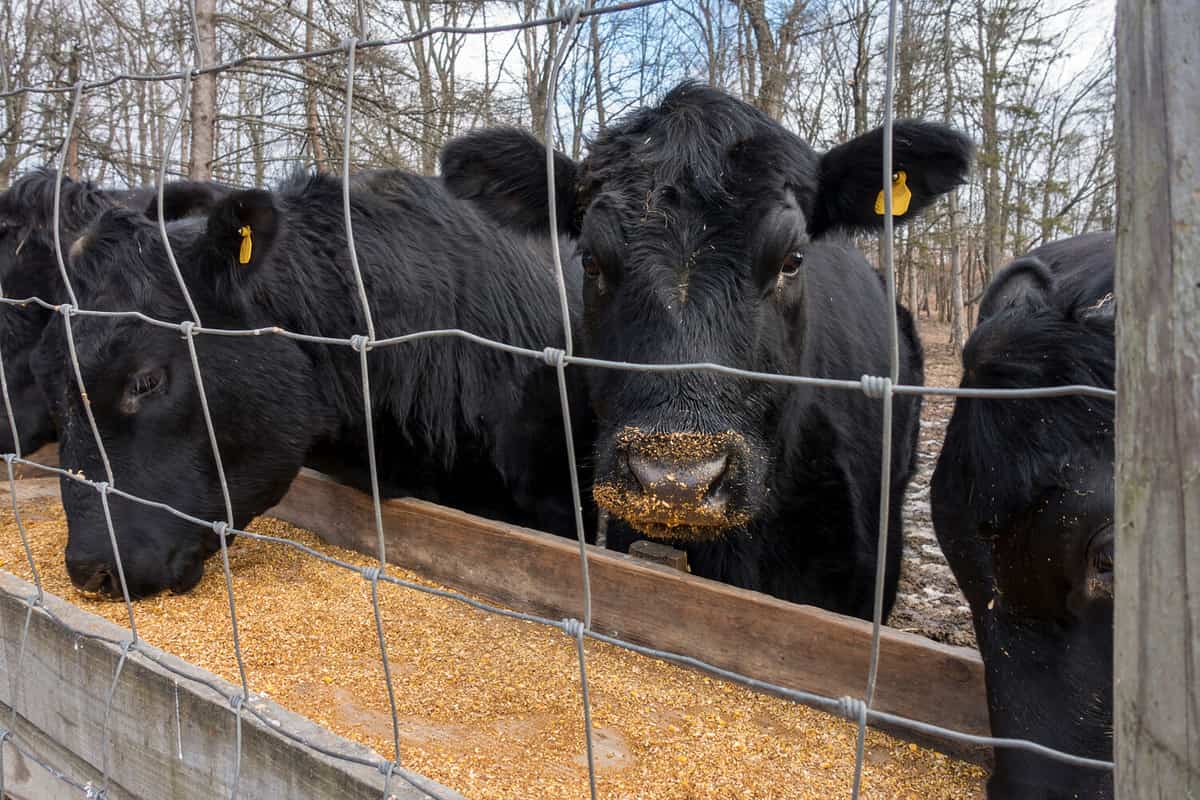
[439,127,580,235]
[978,256,1054,321]
[146,181,229,222]
[811,120,974,237]
[201,189,278,271]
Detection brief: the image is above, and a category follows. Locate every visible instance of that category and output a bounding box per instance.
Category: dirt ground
[887,319,977,648]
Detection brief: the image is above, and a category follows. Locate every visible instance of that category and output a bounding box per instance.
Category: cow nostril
[78,565,113,595]
[627,452,730,503]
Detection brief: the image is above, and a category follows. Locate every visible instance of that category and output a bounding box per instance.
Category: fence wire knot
[84,783,106,799]
[212,520,230,539]
[94,480,112,496]
[378,759,398,777]
[179,320,197,338]
[542,347,567,368]
[361,565,382,583]
[58,302,75,318]
[0,727,11,745]
[836,695,868,725]
[860,375,892,399]
[229,693,245,712]
[561,617,585,639]
[350,334,373,353]
[342,36,358,53]
[2,453,12,465]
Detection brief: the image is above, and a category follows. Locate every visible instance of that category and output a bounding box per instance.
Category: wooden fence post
[1114,0,1199,796]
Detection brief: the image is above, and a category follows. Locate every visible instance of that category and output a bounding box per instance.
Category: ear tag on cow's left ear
[874,170,912,216]
[237,225,253,265]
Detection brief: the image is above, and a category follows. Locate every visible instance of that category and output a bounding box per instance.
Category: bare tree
[188,0,217,180]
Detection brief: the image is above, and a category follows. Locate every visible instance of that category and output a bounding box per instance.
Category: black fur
[931,231,1115,799]
[33,168,593,599]
[440,82,969,618]
[0,169,227,458]
[976,255,1055,322]
[811,120,974,236]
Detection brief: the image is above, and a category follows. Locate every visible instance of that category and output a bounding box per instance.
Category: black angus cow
[0,170,227,457]
[440,82,972,618]
[32,168,592,598]
[931,232,1115,799]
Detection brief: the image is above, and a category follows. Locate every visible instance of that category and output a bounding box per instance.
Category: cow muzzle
[593,427,751,541]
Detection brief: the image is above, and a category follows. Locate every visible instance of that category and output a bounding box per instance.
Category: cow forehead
[580,89,819,220]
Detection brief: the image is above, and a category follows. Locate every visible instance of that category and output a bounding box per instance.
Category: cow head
[32,188,333,598]
[0,170,228,460]
[441,82,971,542]
[932,244,1115,799]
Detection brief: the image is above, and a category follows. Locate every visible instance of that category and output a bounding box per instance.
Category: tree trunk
[851,0,871,134]
[976,0,1001,278]
[303,0,326,171]
[64,42,80,181]
[188,0,217,181]
[1114,0,1200,795]
[942,0,966,350]
[590,13,605,132]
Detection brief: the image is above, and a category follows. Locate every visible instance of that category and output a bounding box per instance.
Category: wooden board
[267,468,990,759]
[1114,0,1200,792]
[0,568,463,800]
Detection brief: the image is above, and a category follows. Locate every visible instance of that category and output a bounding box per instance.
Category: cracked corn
[0,496,985,799]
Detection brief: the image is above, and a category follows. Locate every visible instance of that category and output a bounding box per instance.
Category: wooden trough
[267,468,990,761]
[5,446,989,777]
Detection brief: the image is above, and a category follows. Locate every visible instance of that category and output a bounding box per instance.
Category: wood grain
[1114,0,1200,794]
[0,567,461,800]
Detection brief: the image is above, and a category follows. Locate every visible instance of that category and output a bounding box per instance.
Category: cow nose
[67,559,120,597]
[627,451,730,509]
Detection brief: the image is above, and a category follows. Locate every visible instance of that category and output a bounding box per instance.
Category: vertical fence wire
[341,34,405,775]
[161,11,256,789]
[852,0,902,795]
[45,50,143,800]
[0,347,22,462]
[544,5,600,799]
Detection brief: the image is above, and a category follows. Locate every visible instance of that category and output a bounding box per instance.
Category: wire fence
[0,0,1117,798]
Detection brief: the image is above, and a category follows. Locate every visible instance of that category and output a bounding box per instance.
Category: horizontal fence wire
[0,450,1119,775]
[0,0,1118,797]
[0,297,1116,401]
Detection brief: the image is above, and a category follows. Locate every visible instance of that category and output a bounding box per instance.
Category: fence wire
[0,1,1118,798]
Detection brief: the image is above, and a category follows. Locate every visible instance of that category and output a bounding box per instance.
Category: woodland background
[0,0,1116,347]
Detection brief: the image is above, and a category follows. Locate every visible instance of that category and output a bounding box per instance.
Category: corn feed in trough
[0,496,985,799]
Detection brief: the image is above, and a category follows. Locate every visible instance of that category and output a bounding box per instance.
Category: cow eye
[1085,524,1114,598]
[122,367,166,413]
[780,249,804,277]
[581,250,601,278]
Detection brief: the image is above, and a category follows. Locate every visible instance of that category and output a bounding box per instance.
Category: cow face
[0,171,105,458]
[33,195,332,598]
[932,246,1115,799]
[441,82,971,542]
[0,172,228,459]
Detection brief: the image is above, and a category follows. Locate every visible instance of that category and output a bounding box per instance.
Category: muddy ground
[888,320,977,648]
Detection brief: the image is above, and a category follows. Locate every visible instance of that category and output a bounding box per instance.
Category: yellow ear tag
[237,225,253,264]
[874,170,912,216]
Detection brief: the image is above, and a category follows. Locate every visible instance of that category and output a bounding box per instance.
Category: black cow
[32,168,592,598]
[0,170,226,457]
[440,82,972,617]
[931,232,1115,799]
